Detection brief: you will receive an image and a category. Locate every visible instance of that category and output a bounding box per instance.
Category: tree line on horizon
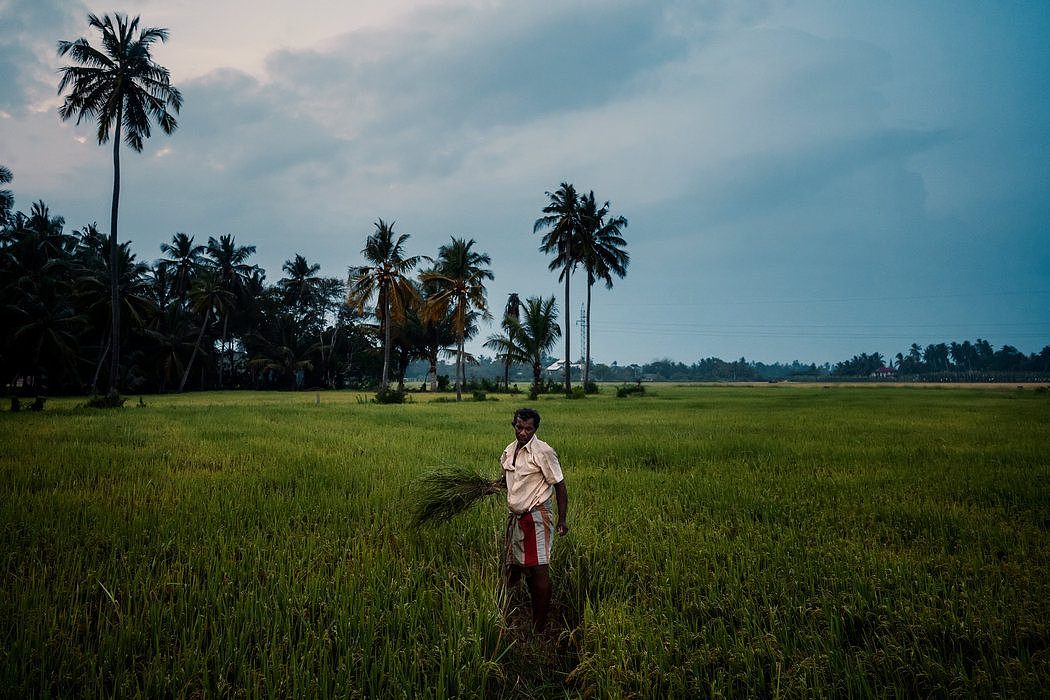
[830,344,1050,380]
[2,179,1045,398]
[581,347,1049,384]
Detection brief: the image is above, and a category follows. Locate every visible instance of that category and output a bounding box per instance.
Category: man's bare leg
[525,564,551,631]
[507,563,523,587]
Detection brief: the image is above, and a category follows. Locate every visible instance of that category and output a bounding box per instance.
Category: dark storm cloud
[270,2,690,123]
[691,127,950,232]
[258,2,700,181]
[170,69,351,184]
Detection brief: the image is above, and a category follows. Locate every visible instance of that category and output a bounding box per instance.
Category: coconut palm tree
[145,260,175,312]
[277,254,331,384]
[278,254,323,323]
[204,234,257,386]
[577,190,629,386]
[159,232,206,306]
[421,237,493,401]
[8,202,75,282]
[73,239,154,394]
[58,12,182,398]
[141,303,197,393]
[483,326,522,391]
[509,296,561,396]
[379,280,431,392]
[347,219,424,390]
[73,222,107,258]
[247,342,314,390]
[3,202,83,392]
[500,293,521,389]
[407,280,458,392]
[304,276,347,388]
[66,223,109,390]
[205,234,257,295]
[9,276,86,392]
[179,270,234,392]
[534,182,582,395]
[481,294,522,391]
[388,291,435,393]
[923,343,950,373]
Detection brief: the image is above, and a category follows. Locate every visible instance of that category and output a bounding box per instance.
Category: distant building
[544,359,583,377]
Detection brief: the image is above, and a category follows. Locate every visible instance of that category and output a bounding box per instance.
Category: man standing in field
[501,407,569,632]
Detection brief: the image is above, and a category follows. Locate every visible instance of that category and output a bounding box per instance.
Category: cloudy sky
[2,0,1048,366]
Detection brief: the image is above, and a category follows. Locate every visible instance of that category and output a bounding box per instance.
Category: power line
[595,320,1050,331]
[602,289,1050,307]
[590,321,1050,342]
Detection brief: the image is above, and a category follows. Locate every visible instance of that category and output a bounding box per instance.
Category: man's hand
[554,480,568,537]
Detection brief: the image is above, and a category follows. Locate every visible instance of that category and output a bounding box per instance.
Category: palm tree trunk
[346,335,354,387]
[179,307,210,392]
[563,262,571,395]
[381,296,391,390]
[326,325,340,389]
[397,350,408,391]
[108,107,122,396]
[455,335,464,401]
[317,327,327,380]
[533,361,542,396]
[92,334,110,395]
[429,352,438,392]
[219,316,228,387]
[226,317,236,386]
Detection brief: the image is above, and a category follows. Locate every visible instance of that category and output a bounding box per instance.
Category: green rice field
[2,385,1048,697]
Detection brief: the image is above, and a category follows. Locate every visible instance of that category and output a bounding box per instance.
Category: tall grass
[1,386,1048,696]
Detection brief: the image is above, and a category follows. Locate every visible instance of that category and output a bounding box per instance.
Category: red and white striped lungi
[506,499,554,567]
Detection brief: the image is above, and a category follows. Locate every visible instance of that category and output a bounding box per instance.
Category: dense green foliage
[485,295,562,396]
[2,386,1048,696]
[421,237,494,401]
[834,342,1050,379]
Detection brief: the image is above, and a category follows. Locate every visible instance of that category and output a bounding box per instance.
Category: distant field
[2,386,1048,696]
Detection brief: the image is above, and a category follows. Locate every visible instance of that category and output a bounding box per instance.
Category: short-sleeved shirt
[501,435,564,514]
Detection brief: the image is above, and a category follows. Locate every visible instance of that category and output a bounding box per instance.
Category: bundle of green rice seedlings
[410,465,504,527]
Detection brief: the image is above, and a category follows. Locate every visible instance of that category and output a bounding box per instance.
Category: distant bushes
[85,392,125,409]
[8,396,47,411]
[616,383,646,398]
[373,387,409,404]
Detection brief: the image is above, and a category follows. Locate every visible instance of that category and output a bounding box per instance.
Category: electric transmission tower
[577,303,587,362]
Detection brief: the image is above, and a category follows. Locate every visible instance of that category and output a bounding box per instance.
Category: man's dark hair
[513,407,541,427]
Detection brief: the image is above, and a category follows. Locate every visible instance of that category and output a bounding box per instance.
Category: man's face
[513,417,537,445]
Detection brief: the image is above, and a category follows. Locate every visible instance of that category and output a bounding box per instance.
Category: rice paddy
[2,385,1048,697]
